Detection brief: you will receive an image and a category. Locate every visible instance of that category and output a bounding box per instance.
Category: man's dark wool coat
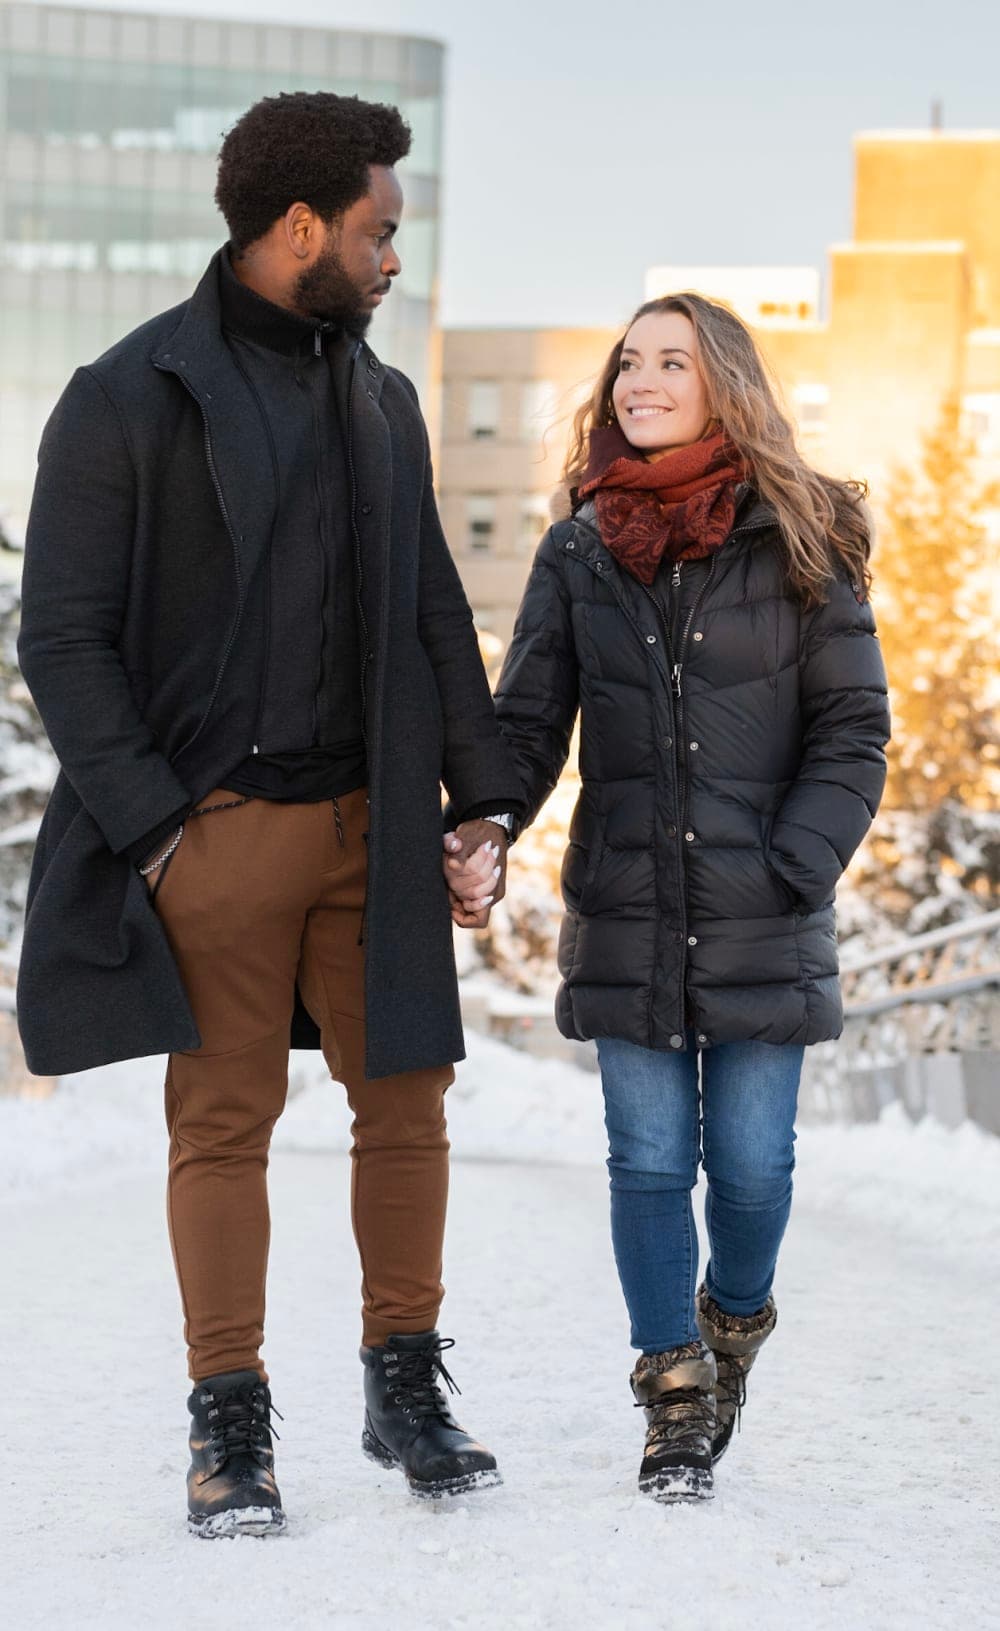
[493,497,891,1051]
[17,250,519,1080]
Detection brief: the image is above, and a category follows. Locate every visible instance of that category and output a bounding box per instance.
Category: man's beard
[295,240,373,339]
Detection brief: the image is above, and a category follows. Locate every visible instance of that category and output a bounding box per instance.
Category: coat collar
[148,250,388,598]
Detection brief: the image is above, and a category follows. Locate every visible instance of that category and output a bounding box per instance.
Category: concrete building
[442,130,1000,641]
[0,1,445,539]
[438,326,618,644]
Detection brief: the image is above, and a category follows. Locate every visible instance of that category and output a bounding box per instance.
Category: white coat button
[689,741,699,751]
[693,631,704,642]
[687,935,698,946]
[685,831,695,842]
[697,1032,709,1045]
[669,1034,683,1049]
[646,634,657,644]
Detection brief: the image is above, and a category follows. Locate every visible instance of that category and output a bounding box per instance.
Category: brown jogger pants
[153,786,453,1381]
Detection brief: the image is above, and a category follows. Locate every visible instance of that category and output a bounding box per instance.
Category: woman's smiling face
[612,310,712,458]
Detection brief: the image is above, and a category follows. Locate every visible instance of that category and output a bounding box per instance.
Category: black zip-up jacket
[493,495,890,1051]
[16,249,522,1079]
[217,250,366,802]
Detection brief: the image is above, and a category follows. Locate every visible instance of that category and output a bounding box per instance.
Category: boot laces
[636,1387,715,1452]
[715,1353,749,1436]
[389,1337,461,1422]
[206,1382,283,1460]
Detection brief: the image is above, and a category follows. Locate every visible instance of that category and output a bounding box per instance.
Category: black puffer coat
[495,494,890,1052]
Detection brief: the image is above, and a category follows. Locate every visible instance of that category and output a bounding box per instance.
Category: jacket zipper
[346,345,371,761]
[572,548,688,1038]
[572,520,766,1043]
[637,567,695,1037]
[154,365,245,761]
[641,552,717,861]
[346,343,374,945]
[226,354,280,757]
[295,331,330,745]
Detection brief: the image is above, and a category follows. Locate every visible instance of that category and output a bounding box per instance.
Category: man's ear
[284,202,316,260]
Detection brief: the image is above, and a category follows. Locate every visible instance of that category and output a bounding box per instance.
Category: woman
[447,294,890,1504]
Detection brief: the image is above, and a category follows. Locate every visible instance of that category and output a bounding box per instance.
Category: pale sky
[45,0,1000,329]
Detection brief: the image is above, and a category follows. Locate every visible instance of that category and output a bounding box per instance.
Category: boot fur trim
[631,1341,716,1404]
[695,1284,777,1357]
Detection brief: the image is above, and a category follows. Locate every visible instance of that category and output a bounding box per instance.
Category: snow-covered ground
[3,1031,998,1630]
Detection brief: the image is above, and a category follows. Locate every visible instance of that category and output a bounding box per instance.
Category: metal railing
[838,909,1000,1051]
[802,910,1000,1127]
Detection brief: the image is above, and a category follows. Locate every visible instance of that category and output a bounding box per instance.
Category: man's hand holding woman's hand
[442,819,508,929]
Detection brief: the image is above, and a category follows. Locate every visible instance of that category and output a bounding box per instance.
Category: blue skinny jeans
[597,1030,803,1354]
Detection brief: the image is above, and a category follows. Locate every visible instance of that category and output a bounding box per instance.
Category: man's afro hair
[216,91,411,253]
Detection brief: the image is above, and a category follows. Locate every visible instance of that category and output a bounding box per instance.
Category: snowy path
[3,1060,998,1631]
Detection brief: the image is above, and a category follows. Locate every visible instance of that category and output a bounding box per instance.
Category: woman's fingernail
[493,865,501,879]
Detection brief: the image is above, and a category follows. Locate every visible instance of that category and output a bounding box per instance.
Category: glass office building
[0,2,445,539]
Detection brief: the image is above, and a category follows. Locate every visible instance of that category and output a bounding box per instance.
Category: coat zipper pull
[314,329,322,358]
[671,562,682,589]
[672,663,682,698]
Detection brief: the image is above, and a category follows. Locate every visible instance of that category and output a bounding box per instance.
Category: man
[17,92,521,1537]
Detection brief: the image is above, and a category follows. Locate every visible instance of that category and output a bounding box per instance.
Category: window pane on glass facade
[0,5,445,536]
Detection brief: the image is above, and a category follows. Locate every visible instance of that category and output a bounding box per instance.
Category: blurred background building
[438,327,617,642]
[441,130,1000,639]
[0,0,445,547]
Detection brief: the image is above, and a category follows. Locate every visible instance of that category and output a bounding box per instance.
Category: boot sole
[361,1426,502,1501]
[188,1506,287,1539]
[639,1466,714,1505]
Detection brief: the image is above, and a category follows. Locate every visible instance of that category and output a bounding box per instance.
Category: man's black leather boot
[361,1332,502,1500]
[186,1369,286,1537]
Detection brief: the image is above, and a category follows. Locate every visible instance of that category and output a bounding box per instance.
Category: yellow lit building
[441,129,1000,640]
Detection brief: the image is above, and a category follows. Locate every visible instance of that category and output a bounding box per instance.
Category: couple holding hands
[17,91,889,1532]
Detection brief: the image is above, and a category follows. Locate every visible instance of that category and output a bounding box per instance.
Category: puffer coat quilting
[494,496,890,1051]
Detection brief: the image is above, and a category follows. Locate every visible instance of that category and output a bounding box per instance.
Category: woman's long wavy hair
[563,293,872,606]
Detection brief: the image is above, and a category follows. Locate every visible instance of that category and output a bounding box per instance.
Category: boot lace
[387,1338,461,1422]
[715,1353,749,1436]
[636,1387,715,1453]
[206,1382,283,1461]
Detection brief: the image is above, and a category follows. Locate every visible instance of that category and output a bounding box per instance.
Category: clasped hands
[442,819,508,929]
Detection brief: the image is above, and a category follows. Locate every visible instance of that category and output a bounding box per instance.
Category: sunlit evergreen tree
[874,398,1000,811]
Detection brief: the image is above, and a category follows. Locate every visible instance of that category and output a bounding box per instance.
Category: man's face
[295,165,403,337]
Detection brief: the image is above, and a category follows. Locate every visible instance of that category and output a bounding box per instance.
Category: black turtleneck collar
[219,245,338,356]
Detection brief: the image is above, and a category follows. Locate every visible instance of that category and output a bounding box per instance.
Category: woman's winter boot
[695,1283,777,1462]
[630,1340,717,1503]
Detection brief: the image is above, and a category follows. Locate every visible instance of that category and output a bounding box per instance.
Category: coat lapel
[344,342,393,743]
[149,252,277,600]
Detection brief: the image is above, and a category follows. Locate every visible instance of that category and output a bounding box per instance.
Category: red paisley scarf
[578,425,747,585]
